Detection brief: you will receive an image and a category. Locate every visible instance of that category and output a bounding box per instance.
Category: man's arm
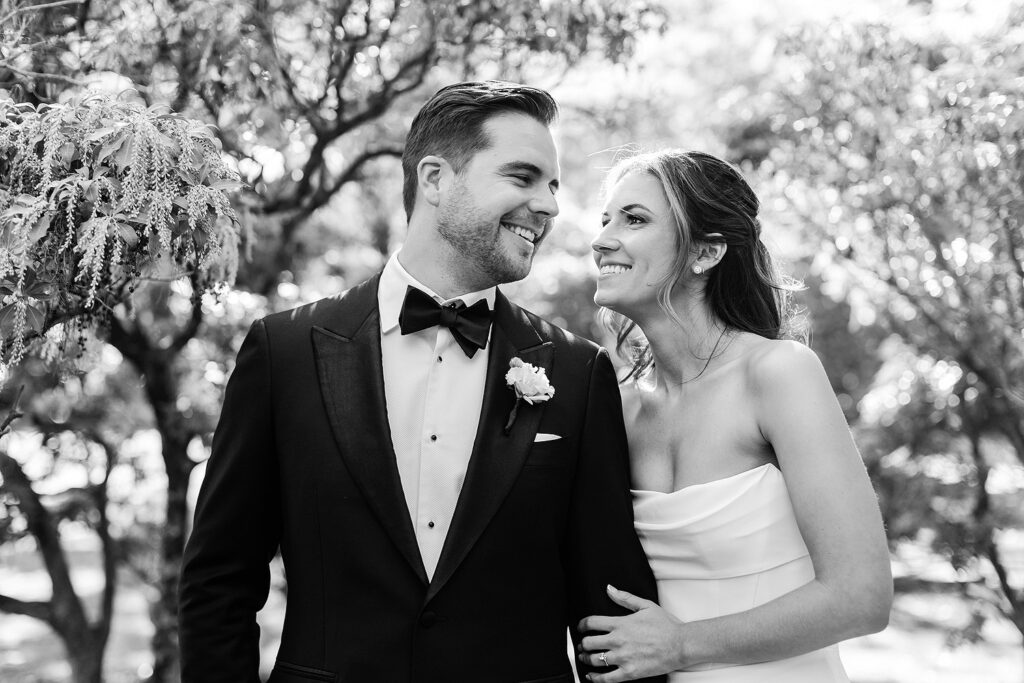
[564,347,665,683]
[179,319,282,683]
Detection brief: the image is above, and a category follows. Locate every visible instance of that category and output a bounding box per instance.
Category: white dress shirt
[378,253,495,579]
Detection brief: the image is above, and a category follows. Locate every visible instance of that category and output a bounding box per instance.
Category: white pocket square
[534,433,562,442]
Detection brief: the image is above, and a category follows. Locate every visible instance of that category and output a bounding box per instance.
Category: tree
[0,89,243,681]
[0,355,149,683]
[1,1,666,679]
[727,8,1024,647]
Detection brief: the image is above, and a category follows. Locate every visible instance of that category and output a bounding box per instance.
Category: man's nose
[528,187,559,218]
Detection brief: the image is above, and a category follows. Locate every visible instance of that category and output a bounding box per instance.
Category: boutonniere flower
[503,357,555,434]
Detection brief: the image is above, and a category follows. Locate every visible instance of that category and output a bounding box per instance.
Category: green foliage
[729,10,1024,638]
[0,92,244,368]
[78,0,663,293]
[732,16,1024,399]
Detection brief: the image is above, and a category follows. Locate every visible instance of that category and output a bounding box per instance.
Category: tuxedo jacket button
[420,611,437,628]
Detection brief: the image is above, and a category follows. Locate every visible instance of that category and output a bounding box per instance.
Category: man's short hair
[401,81,558,219]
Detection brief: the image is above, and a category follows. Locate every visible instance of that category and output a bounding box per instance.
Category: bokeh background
[1,0,1023,681]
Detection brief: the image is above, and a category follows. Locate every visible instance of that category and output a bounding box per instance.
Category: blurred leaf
[0,305,20,338]
[24,305,45,333]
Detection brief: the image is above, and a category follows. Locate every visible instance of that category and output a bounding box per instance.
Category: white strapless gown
[632,463,849,682]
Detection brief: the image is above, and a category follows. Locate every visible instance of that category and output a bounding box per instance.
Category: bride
[577,150,893,682]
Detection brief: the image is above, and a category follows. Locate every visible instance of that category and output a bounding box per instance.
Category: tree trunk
[110,313,200,683]
[147,427,193,683]
[0,449,115,683]
[66,634,105,683]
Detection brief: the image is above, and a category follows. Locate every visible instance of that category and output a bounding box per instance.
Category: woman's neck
[634,295,730,391]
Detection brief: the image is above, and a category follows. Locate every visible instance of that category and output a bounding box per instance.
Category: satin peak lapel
[311,275,428,585]
[428,293,553,601]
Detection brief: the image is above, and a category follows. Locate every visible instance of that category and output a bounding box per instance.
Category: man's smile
[501,221,540,244]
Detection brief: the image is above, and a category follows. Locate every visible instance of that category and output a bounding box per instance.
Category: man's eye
[510,175,530,184]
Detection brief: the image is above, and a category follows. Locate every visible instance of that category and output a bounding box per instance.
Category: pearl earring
[692,265,704,275]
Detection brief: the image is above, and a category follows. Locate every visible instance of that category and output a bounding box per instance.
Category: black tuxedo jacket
[179,274,663,683]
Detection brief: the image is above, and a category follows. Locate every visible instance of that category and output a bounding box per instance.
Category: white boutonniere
[504,357,555,434]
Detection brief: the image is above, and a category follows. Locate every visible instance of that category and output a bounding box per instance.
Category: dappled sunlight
[2,0,1024,681]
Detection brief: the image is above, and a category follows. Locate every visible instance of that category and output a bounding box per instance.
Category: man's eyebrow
[498,161,560,190]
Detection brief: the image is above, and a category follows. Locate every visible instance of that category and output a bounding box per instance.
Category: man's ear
[417,155,450,208]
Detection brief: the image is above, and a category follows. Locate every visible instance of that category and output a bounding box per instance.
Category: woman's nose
[591,226,617,253]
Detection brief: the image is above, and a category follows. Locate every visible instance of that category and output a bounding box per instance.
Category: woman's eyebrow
[620,203,651,213]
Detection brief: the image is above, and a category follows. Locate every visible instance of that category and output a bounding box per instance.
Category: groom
[179,81,662,683]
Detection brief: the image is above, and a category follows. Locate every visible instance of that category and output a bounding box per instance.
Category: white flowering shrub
[0,92,245,368]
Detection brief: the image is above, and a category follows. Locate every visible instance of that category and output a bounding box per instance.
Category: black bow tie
[398,286,492,358]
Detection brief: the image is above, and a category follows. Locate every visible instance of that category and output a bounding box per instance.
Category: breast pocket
[523,439,572,468]
[269,660,337,683]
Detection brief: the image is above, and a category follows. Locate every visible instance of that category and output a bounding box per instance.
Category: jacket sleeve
[179,319,281,683]
[564,347,666,683]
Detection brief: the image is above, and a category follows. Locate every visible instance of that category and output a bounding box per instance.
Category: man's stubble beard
[436,184,533,287]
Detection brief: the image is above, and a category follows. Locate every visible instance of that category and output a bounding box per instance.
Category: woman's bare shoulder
[737,336,825,395]
[741,335,835,405]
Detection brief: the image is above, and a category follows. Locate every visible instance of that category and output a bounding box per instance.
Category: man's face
[436,112,560,287]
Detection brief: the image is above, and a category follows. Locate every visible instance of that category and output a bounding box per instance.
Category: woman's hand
[577,585,687,682]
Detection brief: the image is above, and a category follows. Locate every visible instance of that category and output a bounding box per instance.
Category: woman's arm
[578,341,892,682]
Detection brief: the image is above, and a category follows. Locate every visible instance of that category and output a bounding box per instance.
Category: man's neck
[396,248,492,301]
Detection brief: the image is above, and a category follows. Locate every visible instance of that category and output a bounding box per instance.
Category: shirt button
[437,356,443,363]
[430,434,437,441]
[428,521,435,528]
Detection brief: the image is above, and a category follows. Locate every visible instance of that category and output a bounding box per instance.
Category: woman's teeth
[600,264,631,275]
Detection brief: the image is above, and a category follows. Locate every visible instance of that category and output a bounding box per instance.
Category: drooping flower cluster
[0,92,246,368]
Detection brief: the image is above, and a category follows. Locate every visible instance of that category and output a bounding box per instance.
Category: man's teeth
[600,264,631,275]
[502,223,537,243]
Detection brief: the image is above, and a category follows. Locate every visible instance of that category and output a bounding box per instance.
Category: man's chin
[490,248,534,284]
[496,264,532,285]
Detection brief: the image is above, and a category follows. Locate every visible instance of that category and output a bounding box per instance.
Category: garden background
[1,0,1023,681]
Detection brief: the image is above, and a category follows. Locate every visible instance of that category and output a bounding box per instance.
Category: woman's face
[592,171,679,318]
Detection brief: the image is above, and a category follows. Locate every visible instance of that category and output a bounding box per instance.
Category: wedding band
[599,652,608,667]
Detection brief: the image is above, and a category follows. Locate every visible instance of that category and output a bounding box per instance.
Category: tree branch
[306,145,403,214]
[168,281,204,353]
[0,450,87,634]
[277,145,402,246]
[93,435,117,641]
[0,0,83,26]
[0,593,53,621]
[332,0,373,95]
[106,313,151,369]
[0,62,83,88]
[0,386,25,436]
[964,407,1024,631]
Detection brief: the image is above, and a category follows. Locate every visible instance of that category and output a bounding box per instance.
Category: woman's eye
[626,213,645,225]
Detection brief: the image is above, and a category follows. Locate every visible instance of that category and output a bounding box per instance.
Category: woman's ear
[694,234,727,272]
[417,155,450,208]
